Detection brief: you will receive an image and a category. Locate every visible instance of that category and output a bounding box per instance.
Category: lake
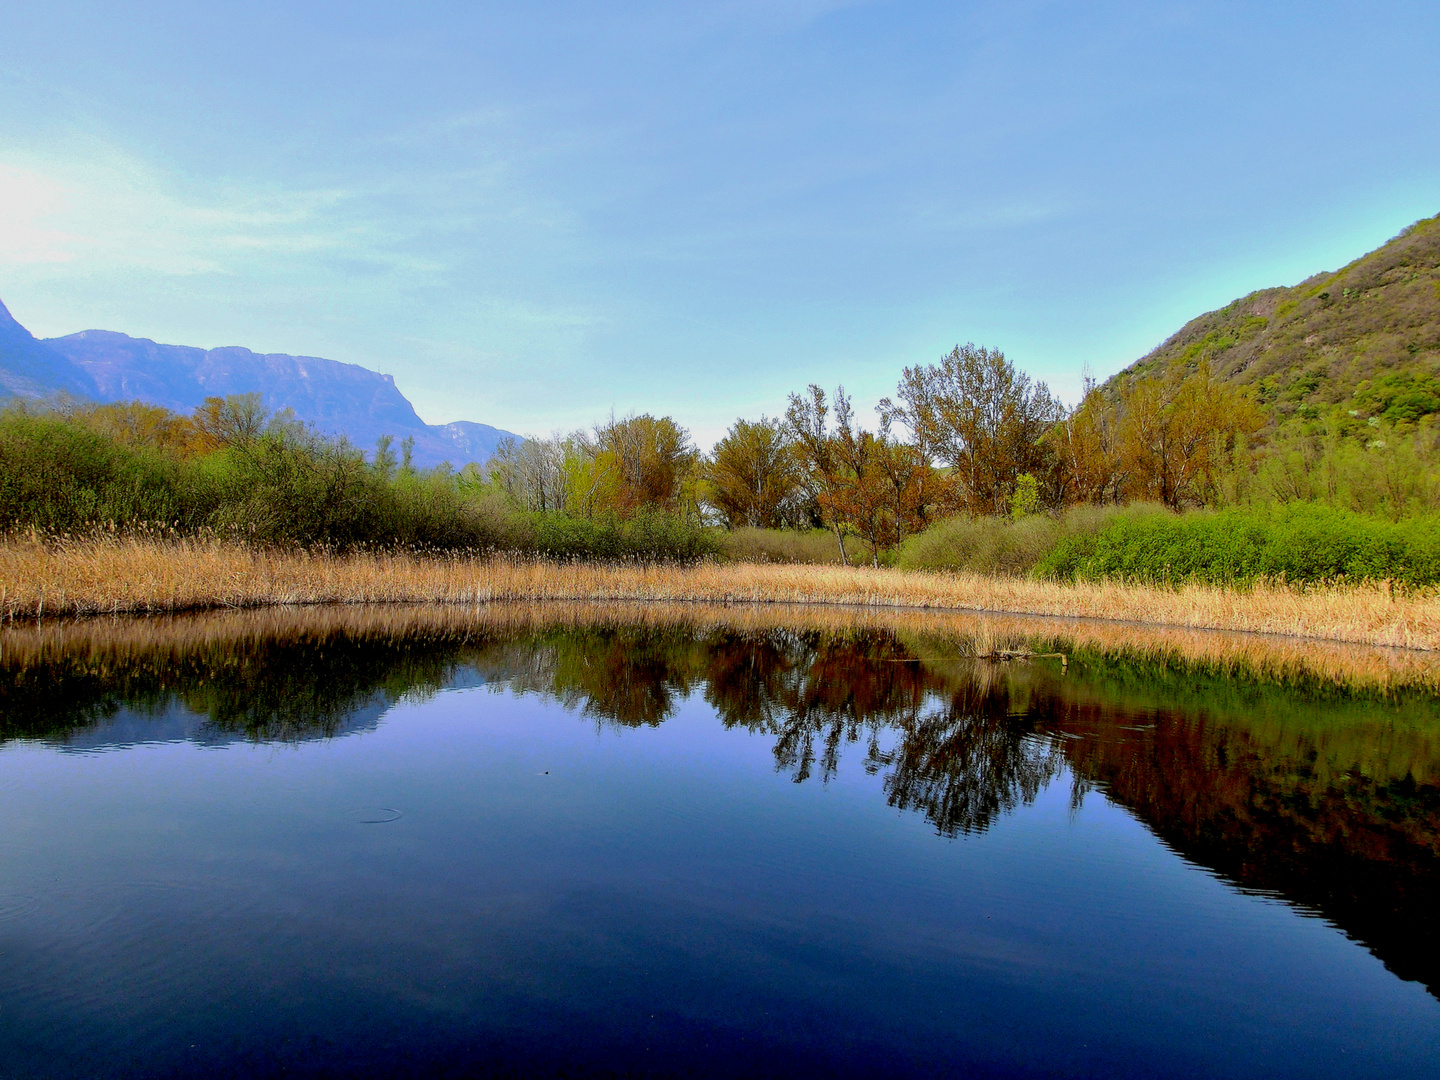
[1,604,1437,1078]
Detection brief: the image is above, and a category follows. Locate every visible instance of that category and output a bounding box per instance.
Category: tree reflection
[876,685,1066,836]
[6,615,1439,997]
[713,631,927,783]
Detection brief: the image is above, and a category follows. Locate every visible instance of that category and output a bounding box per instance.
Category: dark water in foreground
[1,613,1439,1078]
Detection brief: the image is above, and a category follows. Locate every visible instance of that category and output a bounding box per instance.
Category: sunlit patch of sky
[0,1,1437,446]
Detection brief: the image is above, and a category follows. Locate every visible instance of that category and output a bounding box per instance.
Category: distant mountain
[0,298,516,467]
[1106,214,1440,426]
[0,299,98,400]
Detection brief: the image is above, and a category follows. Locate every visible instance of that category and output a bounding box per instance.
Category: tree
[1050,378,1122,505]
[488,434,576,513]
[568,414,699,518]
[373,435,398,481]
[787,386,938,566]
[786,385,854,564]
[78,400,202,455]
[705,417,805,528]
[828,392,894,566]
[1114,361,1263,509]
[881,344,1063,515]
[192,394,268,449]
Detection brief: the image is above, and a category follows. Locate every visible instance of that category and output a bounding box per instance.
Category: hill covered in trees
[1108,214,1440,428]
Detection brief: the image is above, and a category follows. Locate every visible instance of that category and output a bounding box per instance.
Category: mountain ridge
[1104,214,1440,426]
[0,299,516,467]
[0,298,99,401]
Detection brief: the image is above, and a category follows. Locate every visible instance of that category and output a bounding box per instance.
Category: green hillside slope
[1110,215,1440,428]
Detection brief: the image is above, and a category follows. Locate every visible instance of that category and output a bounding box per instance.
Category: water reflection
[2,608,1439,999]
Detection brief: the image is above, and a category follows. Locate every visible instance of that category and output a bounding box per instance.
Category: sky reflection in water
[0,615,1438,1079]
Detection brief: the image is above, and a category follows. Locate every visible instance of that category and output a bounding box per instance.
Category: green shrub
[0,413,220,532]
[530,508,719,562]
[0,406,715,561]
[896,504,1148,576]
[1036,504,1440,588]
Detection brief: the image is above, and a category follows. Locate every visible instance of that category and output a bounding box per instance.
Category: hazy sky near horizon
[1,1,1438,444]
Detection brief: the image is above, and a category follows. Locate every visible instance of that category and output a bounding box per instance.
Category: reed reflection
[2,612,1438,997]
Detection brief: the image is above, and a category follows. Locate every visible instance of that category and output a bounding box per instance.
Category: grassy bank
[4,536,1439,650]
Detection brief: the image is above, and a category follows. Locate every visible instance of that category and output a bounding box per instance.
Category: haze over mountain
[0,298,515,468]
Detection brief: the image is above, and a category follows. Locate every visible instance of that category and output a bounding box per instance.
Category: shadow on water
[2,602,1439,998]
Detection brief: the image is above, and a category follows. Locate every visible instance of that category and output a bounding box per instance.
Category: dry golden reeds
[3,600,1438,697]
[3,535,1440,653]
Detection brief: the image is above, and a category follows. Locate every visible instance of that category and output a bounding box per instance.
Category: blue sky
[1,1,1437,444]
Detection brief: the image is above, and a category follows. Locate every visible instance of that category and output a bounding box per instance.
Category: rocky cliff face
[0,299,515,467]
[0,299,98,401]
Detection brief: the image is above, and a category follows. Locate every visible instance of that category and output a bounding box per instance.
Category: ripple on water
[345,807,403,824]
[0,894,41,923]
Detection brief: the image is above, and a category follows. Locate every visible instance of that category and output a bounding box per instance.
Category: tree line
[8,339,1435,559]
[485,343,1293,565]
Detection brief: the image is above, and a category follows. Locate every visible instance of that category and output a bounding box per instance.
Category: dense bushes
[0,409,511,551]
[0,406,712,560]
[894,504,1152,576]
[9,402,1439,584]
[0,413,221,532]
[1036,504,1440,588]
[892,501,1440,588]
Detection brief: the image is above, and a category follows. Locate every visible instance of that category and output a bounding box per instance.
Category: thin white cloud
[0,139,360,277]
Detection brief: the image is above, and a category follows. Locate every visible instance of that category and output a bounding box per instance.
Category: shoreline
[4,599,1439,697]
[4,536,1440,652]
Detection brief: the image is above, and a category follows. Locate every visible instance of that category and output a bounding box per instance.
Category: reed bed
[4,598,1439,697]
[4,535,1440,653]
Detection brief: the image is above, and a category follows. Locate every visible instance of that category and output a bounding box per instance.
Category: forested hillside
[1110,215,1440,429]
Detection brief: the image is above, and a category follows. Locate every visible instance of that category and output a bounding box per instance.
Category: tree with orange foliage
[881,343,1062,515]
[785,385,854,564]
[77,400,203,455]
[788,385,939,567]
[589,413,699,517]
[1114,361,1263,509]
[1056,362,1263,509]
[1049,377,1123,504]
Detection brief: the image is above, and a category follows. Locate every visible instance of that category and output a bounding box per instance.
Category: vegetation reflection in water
[3,602,1439,1002]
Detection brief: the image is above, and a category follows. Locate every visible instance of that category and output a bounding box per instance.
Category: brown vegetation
[1055,362,1265,508]
[3,596,1437,698]
[4,535,1440,651]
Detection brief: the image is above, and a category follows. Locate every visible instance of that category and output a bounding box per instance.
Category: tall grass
[717,527,869,565]
[894,504,1161,576]
[4,536,1439,650]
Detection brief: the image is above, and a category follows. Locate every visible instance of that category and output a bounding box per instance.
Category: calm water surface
[1,612,1438,1078]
